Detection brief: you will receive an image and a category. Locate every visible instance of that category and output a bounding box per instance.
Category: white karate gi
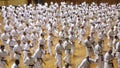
[55,43,64,68]
[83,39,94,57]
[10,29,18,40]
[4,23,12,34]
[94,44,104,68]
[24,26,32,40]
[7,38,17,60]
[59,31,65,41]
[24,57,35,68]
[33,48,44,68]
[0,49,8,68]
[11,63,19,68]
[78,58,95,68]
[104,52,114,68]
[69,34,76,55]
[1,33,9,46]
[23,43,31,60]
[47,35,53,56]
[78,28,86,43]
[115,42,120,68]
[31,33,38,52]
[13,44,22,60]
[21,34,28,45]
[63,40,72,64]
[107,29,114,47]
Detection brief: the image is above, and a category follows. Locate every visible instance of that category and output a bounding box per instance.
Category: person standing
[94,40,104,68]
[55,40,64,68]
[78,56,96,68]
[63,38,72,64]
[0,45,8,68]
[83,36,94,57]
[104,49,114,68]
[13,40,23,60]
[33,44,45,68]
[115,42,120,68]
[11,59,20,68]
[24,52,35,68]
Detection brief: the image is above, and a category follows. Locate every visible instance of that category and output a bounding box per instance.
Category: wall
[0,0,27,6]
[0,0,120,6]
[44,0,120,4]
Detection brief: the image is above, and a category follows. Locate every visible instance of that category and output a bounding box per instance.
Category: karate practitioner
[33,44,45,68]
[7,36,17,60]
[11,59,20,68]
[24,52,35,68]
[94,40,104,68]
[104,49,114,68]
[83,36,94,57]
[13,40,23,60]
[55,40,64,68]
[0,45,8,68]
[63,38,72,64]
[78,56,95,68]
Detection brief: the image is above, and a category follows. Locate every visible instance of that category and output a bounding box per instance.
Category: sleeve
[24,58,29,65]
[33,50,38,58]
[89,58,96,63]
[78,60,85,68]
[13,46,16,52]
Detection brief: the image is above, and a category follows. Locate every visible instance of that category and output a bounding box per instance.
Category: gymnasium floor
[0,10,118,68]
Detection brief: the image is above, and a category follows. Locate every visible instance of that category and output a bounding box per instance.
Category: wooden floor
[0,11,118,68]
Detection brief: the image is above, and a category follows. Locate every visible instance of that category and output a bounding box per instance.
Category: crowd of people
[0,1,120,68]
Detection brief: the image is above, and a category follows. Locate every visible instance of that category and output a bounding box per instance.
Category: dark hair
[0,45,4,49]
[15,59,19,65]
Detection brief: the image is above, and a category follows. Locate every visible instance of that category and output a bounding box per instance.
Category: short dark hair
[15,59,19,65]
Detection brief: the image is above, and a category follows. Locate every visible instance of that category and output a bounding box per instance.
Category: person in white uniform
[39,34,46,60]
[31,31,38,53]
[23,40,32,60]
[47,33,53,56]
[55,40,64,68]
[112,36,119,55]
[107,27,115,47]
[13,40,23,60]
[33,44,46,68]
[1,31,9,46]
[63,38,72,64]
[78,56,95,68]
[104,49,114,68]
[78,26,86,44]
[7,36,17,60]
[21,32,28,45]
[115,42,120,68]
[94,40,104,68]
[24,52,35,68]
[11,59,20,68]
[0,45,8,68]
[83,36,94,57]
[10,27,18,40]
[69,32,76,57]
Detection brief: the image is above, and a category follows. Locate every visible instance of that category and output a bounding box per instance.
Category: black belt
[107,62,113,64]
[108,62,114,67]
[24,50,30,52]
[10,46,14,48]
[57,52,62,55]
[118,50,120,52]
[15,52,21,55]
[87,47,92,48]
[98,54,103,56]
[1,59,6,61]
[29,64,34,68]
[3,40,7,41]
